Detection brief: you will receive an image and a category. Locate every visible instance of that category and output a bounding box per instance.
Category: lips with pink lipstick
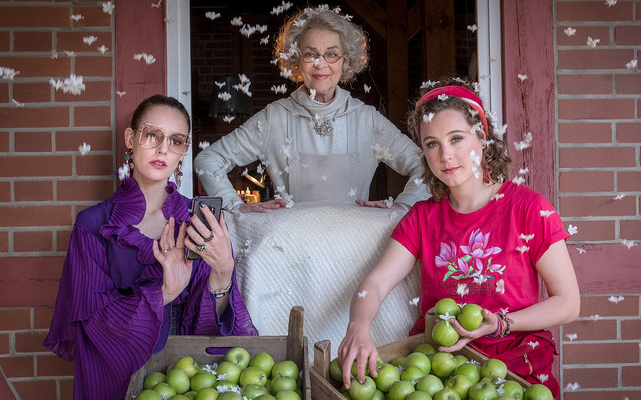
[150,159,167,169]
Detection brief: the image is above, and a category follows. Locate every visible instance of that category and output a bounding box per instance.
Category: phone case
[186,196,223,260]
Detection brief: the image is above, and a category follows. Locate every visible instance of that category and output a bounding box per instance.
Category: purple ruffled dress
[43,178,257,400]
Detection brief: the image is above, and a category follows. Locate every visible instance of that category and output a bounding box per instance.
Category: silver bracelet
[209,280,232,298]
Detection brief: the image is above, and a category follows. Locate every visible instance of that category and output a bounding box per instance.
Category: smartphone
[186,196,223,260]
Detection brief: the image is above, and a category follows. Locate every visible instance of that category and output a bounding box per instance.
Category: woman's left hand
[186,204,234,282]
[153,217,194,305]
[438,308,499,352]
[355,199,406,210]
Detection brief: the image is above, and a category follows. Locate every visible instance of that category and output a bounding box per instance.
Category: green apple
[523,384,552,400]
[191,371,217,392]
[250,353,276,377]
[480,359,508,382]
[255,395,277,400]
[416,374,444,396]
[434,298,461,318]
[242,383,270,399]
[240,366,268,387]
[195,387,218,400]
[390,356,407,368]
[329,357,343,382]
[401,365,427,382]
[167,361,177,375]
[388,380,416,400]
[224,347,251,370]
[216,361,243,385]
[499,380,524,399]
[457,304,483,331]
[168,396,190,400]
[433,387,462,400]
[153,382,177,398]
[413,343,437,357]
[144,371,166,390]
[454,363,480,384]
[271,361,299,379]
[406,391,433,400]
[373,362,401,392]
[445,374,474,399]
[274,390,301,400]
[167,368,192,394]
[348,376,377,400]
[432,320,460,347]
[175,356,200,378]
[372,389,385,400]
[468,381,498,400]
[218,392,243,400]
[184,391,197,400]
[454,355,468,367]
[406,352,432,374]
[136,389,164,400]
[430,352,457,379]
[270,376,298,394]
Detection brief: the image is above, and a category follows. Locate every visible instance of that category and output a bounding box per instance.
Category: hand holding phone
[187,196,222,260]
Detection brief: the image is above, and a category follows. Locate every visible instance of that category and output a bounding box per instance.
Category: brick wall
[555,0,641,398]
[0,1,115,399]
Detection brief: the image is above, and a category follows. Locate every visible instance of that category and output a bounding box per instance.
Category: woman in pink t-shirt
[338,78,580,398]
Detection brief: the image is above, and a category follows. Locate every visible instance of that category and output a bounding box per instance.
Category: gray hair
[274,8,369,84]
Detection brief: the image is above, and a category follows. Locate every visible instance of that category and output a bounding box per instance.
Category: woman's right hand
[337,325,379,389]
[152,216,194,305]
[238,199,288,213]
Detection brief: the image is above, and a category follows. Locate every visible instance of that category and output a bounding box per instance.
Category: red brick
[559,171,613,193]
[556,26,610,47]
[12,380,57,400]
[76,154,114,176]
[617,122,640,143]
[15,331,48,353]
[0,156,71,177]
[0,206,72,227]
[73,6,111,28]
[14,181,53,202]
[0,279,60,308]
[0,83,8,103]
[558,98,636,120]
[55,80,111,102]
[565,391,641,400]
[560,195,636,217]
[0,182,10,203]
[563,342,640,364]
[37,355,74,376]
[0,309,30,330]
[562,319,617,341]
[12,82,52,104]
[615,25,641,45]
[0,356,34,378]
[619,171,641,191]
[579,295,640,318]
[622,365,641,386]
[34,308,54,330]
[558,74,612,95]
[621,319,641,340]
[14,131,52,152]
[617,74,641,95]
[557,1,634,21]
[0,31,9,52]
[74,105,111,127]
[60,378,74,399]
[56,229,72,252]
[562,367,618,389]
[57,179,114,201]
[56,31,112,52]
[55,130,113,152]
[0,232,7,253]
[0,131,8,152]
[559,147,637,168]
[564,221,616,242]
[13,31,52,52]
[75,56,113,78]
[0,107,70,129]
[0,57,71,79]
[558,49,635,70]
[0,6,70,28]
[0,333,8,355]
[14,231,53,252]
[621,220,641,241]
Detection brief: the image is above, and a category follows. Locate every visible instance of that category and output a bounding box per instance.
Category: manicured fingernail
[199,201,205,208]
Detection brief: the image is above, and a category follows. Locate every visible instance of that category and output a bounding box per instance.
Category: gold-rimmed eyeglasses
[300,51,344,64]
[135,123,191,155]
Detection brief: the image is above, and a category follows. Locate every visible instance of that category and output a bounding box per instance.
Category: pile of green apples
[135,347,304,400]
[431,298,485,348]
[329,344,553,400]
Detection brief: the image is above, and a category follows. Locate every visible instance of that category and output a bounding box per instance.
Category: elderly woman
[194,5,428,213]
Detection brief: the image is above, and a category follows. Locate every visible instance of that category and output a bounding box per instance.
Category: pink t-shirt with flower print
[391,181,569,334]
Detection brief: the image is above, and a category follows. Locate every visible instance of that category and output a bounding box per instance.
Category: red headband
[415,85,488,137]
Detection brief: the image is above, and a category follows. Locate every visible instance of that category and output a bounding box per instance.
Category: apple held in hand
[458,304,484,331]
[224,347,251,370]
[432,320,460,347]
[523,384,553,400]
[348,376,377,400]
[435,298,461,319]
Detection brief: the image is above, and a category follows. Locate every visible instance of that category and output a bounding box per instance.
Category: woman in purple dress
[44,95,257,399]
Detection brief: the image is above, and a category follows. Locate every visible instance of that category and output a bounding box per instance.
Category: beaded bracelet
[487,310,514,338]
[209,280,232,298]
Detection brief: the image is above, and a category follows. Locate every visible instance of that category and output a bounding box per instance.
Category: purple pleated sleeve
[43,178,257,400]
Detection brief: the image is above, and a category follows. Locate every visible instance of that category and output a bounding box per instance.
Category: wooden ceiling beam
[343,0,386,39]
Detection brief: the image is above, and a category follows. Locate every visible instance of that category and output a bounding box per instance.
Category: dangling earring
[175,160,183,188]
[125,148,134,175]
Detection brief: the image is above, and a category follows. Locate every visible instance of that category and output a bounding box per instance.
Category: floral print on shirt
[436,229,504,281]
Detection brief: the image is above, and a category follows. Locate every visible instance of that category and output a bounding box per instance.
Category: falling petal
[576,246,586,254]
[0,67,19,79]
[540,210,555,217]
[151,0,162,9]
[590,314,602,321]
[621,239,637,249]
[308,88,316,100]
[97,45,108,54]
[118,162,130,180]
[517,74,528,81]
[83,36,98,45]
[565,382,581,392]
[626,59,638,70]
[456,283,469,297]
[409,297,420,306]
[363,84,371,93]
[537,374,549,383]
[467,24,478,32]
[218,92,232,101]
[358,290,368,298]
[608,295,624,304]
[420,80,439,89]
[565,333,577,341]
[414,178,424,186]
[568,225,578,235]
[518,167,529,175]
[564,27,576,37]
[527,341,539,349]
[260,35,269,45]
[512,176,525,185]
[516,246,529,254]
[78,142,91,155]
[437,94,448,101]
[280,68,292,79]
[519,233,535,242]
[422,113,435,123]
[231,17,243,26]
[102,2,115,15]
[605,0,617,6]
[587,36,600,48]
[222,115,235,123]
[205,11,221,20]
[11,99,24,107]
[348,188,356,197]
[492,193,505,201]
[199,141,211,150]
[384,197,394,208]
[116,91,126,97]
[372,143,392,161]
[70,14,84,22]
[614,194,626,200]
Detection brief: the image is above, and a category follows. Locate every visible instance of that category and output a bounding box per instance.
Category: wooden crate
[126,306,311,400]
[311,310,530,400]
